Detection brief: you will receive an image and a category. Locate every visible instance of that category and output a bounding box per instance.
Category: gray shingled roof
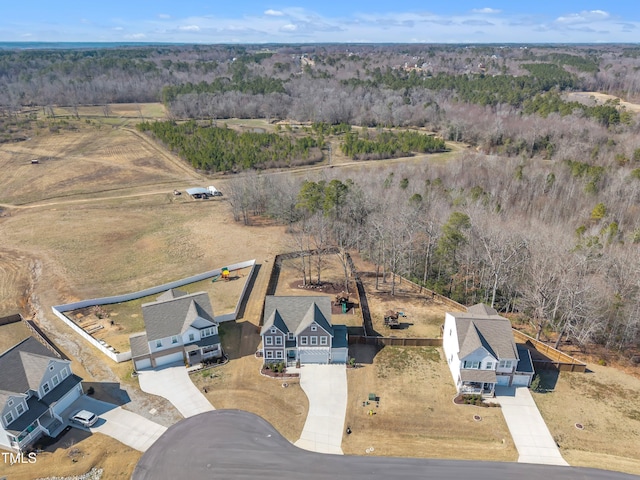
[142,291,217,342]
[460,369,497,383]
[261,296,333,336]
[0,337,65,396]
[450,304,519,361]
[129,332,150,358]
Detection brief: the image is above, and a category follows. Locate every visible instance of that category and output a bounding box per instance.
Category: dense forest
[1,43,640,357]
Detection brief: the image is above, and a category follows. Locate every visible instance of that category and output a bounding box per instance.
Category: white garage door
[496,375,510,386]
[331,348,348,364]
[53,383,83,415]
[135,358,152,370]
[154,352,184,367]
[512,374,531,387]
[298,349,329,364]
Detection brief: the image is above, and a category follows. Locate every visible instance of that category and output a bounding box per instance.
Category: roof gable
[142,291,216,341]
[262,296,333,336]
[450,304,518,361]
[0,337,64,395]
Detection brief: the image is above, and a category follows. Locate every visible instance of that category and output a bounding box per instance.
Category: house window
[288,332,294,341]
[52,375,60,387]
[156,340,163,348]
[275,336,283,345]
[266,351,274,359]
[189,333,195,342]
[271,328,277,334]
[310,336,318,346]
[49,364,54,371]
[16,404,25,416]
[311,325,317,332]
[320,336,328,346]
[60,368,69,379]
[4,412,13,425]
[300,336,308,346]
[265,336,273,346]
[7,399,13,407]
[276,351,283,359]
[463,361,480,369]
[485,362,493,369]
[42,383,50,395]
[172,335,179,344]
[499,360,512,369]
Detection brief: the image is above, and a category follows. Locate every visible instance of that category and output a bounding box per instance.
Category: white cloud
[264,9,284,16]
[556,10,610,24]
[280,23,298,32]
[178,25,200,31]
[158,14,171,19]
[471,8,502,14]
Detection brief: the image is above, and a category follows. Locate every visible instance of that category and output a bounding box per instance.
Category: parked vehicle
[207,186,222,196]
[70,409,98,427]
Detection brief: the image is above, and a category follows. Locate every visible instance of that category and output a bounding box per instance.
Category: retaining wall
[51,259,256,363]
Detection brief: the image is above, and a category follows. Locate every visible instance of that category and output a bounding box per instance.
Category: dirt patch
[0,320,31,352]
[532,364,640,475]
[564,92,640,114]
[343,344,516,461]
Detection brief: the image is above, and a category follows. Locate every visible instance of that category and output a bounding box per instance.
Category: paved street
[137,363,215,417]
[133,410,636,480]
[495,386,569,466]
[65,396,167,452]
[294,364,347,455]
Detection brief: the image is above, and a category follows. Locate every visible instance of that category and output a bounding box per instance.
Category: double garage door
[154,351,184,368]
[298,349,329,364]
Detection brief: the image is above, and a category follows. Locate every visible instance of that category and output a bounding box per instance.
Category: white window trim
[42,382,50,394]
[156,340,163,348]
[172,335,179,344]
[287,332,294,340]
[49,364,55,371]
[16,403,25,416]
[300,336,308,346]
[311,325,317,331]
[265,336,273,346]
[310,336,318,345]
[320,336,328,346]
[266,351,274,359]
[4,412,13,425]
[52,375,60,386]
[189,333,195,342]
[60,368,69,379]
[276,351,283,359]
[7,399,13,407]
[275,336,283,345]
[485,362,493,369]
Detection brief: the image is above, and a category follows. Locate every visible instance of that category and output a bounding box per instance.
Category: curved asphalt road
[132,410,639,480]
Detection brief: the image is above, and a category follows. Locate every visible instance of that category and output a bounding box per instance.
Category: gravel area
[36,467,103,480]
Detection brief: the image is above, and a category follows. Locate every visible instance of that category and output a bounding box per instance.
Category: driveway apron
[64,396,167,452]
[137,363,215,418]
[495,386,568,466]
[295,364,347,455]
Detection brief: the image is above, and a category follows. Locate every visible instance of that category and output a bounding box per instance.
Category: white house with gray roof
[261,296,348,365]
[0,337,83,452]
[443,304,534,396]
[129,289,222,371]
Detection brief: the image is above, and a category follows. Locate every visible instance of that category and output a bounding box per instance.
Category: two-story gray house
[260,296,348,365]
[0,337,84,452]
[129,289,222,371]
[443,304,534,396]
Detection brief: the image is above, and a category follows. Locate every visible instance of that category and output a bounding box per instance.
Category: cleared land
[532,365,640,476]
[65,265,253,353]
[0,320,31,352]
[343,344,517,461]
[565,92,640,114]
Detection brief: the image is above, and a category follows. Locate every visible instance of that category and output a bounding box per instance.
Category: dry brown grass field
[343,344,517,461]
[0,432,141,480]
[532,365,640,476]
[0,320,31,352]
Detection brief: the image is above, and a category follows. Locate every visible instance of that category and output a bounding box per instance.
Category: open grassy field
[0,320,31,352]
[0,432,141,480]
[532,364,640,475]
[65,265,253,353]
[191,320,309,442]
[343,344,517,461]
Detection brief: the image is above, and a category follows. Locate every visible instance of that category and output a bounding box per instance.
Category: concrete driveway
[137,363,214,418]
[495,386,568,466]
[65,396,167,452]
[294,364,347,455]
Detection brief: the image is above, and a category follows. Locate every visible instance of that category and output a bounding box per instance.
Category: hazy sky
[1,1,639,43]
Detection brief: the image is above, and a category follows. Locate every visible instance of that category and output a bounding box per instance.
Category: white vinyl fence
[52,259,257,363]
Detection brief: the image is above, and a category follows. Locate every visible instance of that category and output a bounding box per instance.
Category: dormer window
[171,335,179,344]
[288,332,294,340]
[311,325,317,332]
[156,340,163,348]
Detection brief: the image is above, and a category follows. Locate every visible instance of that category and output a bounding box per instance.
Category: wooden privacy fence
[513,329,587,373]
[349,335,442,347]
[0,313,66,359]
